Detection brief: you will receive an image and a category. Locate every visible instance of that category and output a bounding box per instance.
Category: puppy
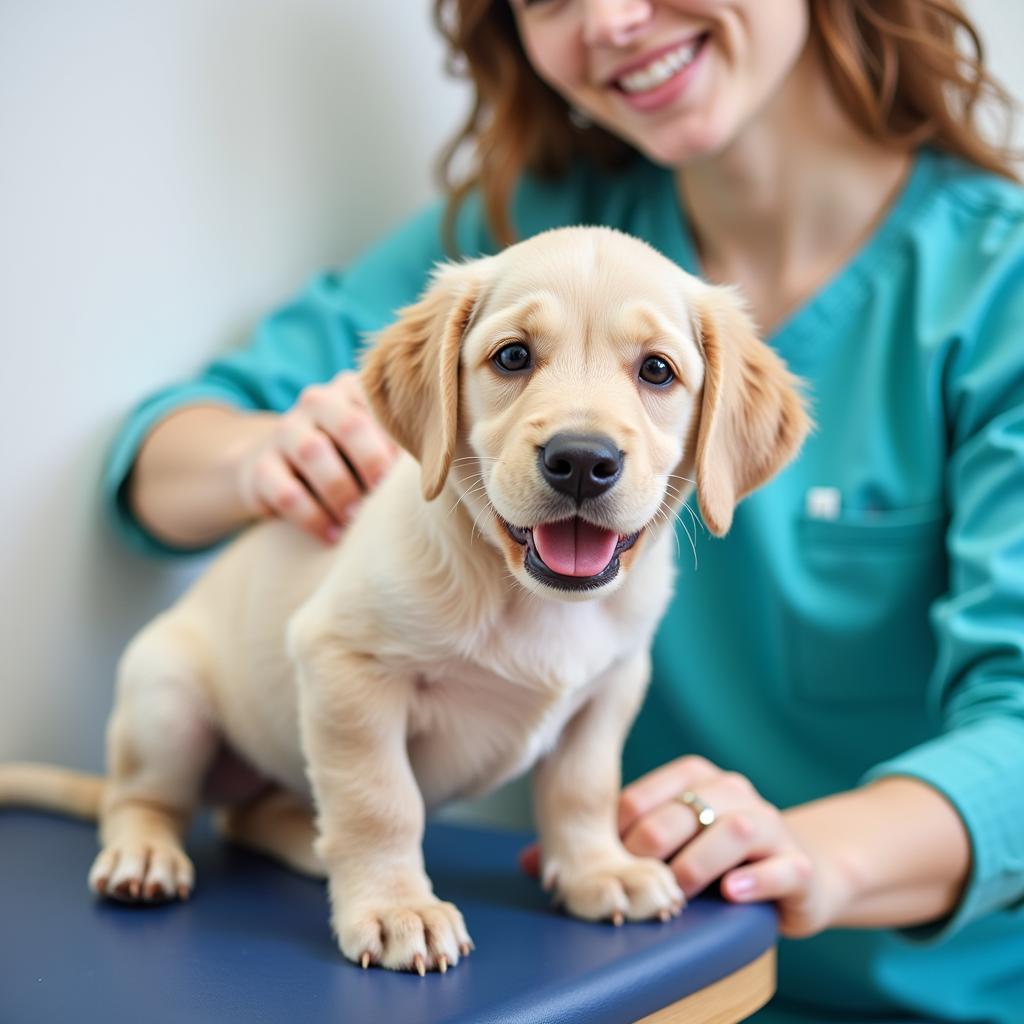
[0,227,809,974]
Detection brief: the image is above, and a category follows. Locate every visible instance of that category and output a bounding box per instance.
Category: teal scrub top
[104,147,1024,1024]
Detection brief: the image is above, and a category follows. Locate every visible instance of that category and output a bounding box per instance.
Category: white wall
[0,0,469,768]
[1,4,1021,823]
[971,0,1024,149]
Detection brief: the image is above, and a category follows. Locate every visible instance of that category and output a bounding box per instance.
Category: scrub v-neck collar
[638,147,940,357]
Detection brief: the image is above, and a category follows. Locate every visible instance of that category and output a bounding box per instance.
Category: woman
[105,2,1024,1020]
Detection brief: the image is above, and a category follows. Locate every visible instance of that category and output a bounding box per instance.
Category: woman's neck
[675,40,911,334]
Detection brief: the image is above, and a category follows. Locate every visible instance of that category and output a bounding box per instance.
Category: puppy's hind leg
[91,619,219,904]
[216,788,325,879]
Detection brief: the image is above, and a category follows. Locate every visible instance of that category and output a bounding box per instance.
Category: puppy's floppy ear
[361,262,484,501]
[692,285,812,536]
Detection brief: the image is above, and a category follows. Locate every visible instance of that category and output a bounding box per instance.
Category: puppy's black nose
[539,432,623,503]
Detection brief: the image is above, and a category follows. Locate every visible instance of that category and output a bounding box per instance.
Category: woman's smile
[609,32,709,112]
[512,1,811,166]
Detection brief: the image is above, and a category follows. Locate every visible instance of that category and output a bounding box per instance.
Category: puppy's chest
[406,603,628,804]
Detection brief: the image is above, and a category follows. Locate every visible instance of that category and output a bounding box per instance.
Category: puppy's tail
[0,763,104,821]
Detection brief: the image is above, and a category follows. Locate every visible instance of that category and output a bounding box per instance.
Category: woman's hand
[614,756,853,937]
[520,755,857,938]
[236,371,399,543]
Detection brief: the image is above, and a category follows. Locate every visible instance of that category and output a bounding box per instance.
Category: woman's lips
[611,32,709,113]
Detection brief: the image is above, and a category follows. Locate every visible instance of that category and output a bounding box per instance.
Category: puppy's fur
[0,227,809,973]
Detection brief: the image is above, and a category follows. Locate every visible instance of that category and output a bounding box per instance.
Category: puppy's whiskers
[652,506,681,562]
[656,500,698,571]
[662,479,707,539]
[450,456,499,466]
[447,476,488,519]
[470,498,498,545]
[682,500,705,538]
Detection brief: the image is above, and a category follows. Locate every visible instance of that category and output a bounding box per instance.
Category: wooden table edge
[634,946,777,1024]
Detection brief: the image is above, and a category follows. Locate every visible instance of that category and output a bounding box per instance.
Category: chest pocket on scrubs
[787,506,947,706]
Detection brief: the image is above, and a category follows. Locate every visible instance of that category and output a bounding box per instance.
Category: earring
[568,106,593,130]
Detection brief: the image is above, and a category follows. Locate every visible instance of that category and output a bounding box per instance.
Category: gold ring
[676,790,716,829]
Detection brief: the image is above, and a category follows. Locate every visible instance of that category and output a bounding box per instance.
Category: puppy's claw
[658,908,672,923]
[438,956,448,974]
[459,942,471,957]
[611,912,624,927]
[360,952,371,969]
[414,955,426,977]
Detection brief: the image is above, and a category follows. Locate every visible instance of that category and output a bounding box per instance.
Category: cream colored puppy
[0,227,809,975]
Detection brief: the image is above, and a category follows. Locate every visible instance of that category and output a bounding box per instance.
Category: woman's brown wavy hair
[433,0,1019,251]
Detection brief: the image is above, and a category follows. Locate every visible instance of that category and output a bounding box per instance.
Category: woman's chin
[633,118,734,168]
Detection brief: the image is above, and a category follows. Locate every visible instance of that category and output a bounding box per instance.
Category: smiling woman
[436,0,1017,251]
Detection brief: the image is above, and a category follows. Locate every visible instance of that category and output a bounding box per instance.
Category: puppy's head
[362,227,810,600]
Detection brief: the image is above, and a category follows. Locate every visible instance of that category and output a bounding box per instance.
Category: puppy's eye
[639,355,674,386]
[493,343,532,373]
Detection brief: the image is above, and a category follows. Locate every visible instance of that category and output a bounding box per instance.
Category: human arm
[784,776,969,930]
[127,405,278,549]
[105,200,484,555]
[127,374,396,549]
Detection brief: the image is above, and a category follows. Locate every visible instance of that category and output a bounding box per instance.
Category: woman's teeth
[617,39,702,95]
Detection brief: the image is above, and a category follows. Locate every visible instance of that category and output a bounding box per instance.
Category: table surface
[0,810,776,1024]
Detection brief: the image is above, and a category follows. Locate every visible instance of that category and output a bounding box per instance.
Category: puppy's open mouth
[500,516,641,592]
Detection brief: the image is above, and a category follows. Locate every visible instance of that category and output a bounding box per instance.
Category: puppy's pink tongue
[533,518,619,577]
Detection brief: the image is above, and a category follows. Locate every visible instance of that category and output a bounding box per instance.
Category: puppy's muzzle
[539,432,623,504]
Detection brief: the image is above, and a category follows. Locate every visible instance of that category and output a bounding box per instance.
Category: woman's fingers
[621,797,702,860]
[721,851,814,903]
[280,414,363,526]
[621,764,791,901]
[250,453,338,543]
[670,802,786,900]
[239,372,401,542]
[326,409,397,492]
[618,755,719,834]
[300,375,399,493]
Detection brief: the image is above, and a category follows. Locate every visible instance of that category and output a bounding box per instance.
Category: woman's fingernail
[727,874,755,898]
[325,525,341,543]
[343,502,361,522]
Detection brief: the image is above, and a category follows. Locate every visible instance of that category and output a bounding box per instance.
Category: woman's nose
[582,0,653,47]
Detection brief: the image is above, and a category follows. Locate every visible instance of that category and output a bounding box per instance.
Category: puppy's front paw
[546,854,684,924]
[336,898,474,974]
